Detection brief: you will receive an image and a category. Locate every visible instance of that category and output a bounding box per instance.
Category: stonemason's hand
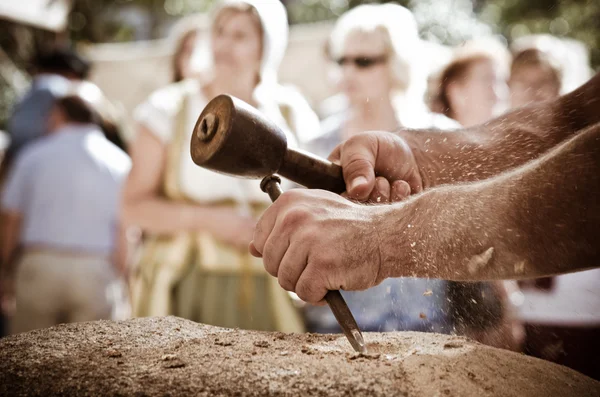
[249,189,385,304]
[328,131,422,203]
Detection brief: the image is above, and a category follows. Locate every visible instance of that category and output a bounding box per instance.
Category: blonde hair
[328,4,423,98]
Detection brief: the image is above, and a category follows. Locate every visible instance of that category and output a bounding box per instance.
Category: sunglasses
[335,55,388,69]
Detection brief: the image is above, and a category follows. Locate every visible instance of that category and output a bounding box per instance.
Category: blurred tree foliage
[479,0,600,69]
[61,0,600,69]
[285,0,598,68]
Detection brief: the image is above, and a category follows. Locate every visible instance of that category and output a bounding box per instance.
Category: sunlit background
[0,0,598,136]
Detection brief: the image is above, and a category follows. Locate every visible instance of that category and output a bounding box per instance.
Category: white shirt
[516,269,600,326]
[134,79,298,205]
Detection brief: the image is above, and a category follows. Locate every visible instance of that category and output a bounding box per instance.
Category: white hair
[328,3,425,100]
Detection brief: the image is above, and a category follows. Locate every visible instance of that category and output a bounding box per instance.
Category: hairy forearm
[401,72,600,188]
[380,123,600,281]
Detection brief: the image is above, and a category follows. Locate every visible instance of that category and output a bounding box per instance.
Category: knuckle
[278,271,295,292]
[281,208,309,230]
[295,280,318,303]
[279,189,302,204]
[296,268,326,303]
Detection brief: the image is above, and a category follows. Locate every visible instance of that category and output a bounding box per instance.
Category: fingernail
[350,176,368,191]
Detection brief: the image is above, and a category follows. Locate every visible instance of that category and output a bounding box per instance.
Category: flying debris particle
[423,289,433,296]
[514,261,526,274]
[467,247,495,274]
[419,312,427,319]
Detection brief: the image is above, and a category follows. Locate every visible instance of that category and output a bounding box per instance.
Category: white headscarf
[510,34,593,95]
[190,0,288,96]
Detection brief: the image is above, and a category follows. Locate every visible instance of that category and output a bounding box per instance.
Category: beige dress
[129,79,304,332]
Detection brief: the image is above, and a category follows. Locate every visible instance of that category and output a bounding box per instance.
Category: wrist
[370,202,415,282]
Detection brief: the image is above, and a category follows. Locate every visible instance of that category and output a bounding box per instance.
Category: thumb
[340,135,378,201]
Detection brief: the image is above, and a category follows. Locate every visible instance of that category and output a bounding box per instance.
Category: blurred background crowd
[0,0,598,381]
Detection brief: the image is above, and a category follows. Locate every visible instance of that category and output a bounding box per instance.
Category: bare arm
[0,211,21,274]
[121,126,255,247]
[112,221,129,279]
[404,72,600,188]
[0,211,21,312]
[330,73,600,202]
[122,125,214,234]
[379,122,600,281]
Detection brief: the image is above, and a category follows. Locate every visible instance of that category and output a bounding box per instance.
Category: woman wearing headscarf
[122,0,314,332]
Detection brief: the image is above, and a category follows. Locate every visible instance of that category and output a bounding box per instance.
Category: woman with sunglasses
[304,4,458,336]
[312,4,457,153]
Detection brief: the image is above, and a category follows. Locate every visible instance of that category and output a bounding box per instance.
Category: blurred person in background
[432,41,523,350]
[123,0,317,332]
[507,36,600,380]
[434,40,510,127]
[303,3,459,337]
[172,29,199,83]
[75,81,129,152]
[169,16,205,83]
[509,47,561,108]
[0,131,7,337]
[4,47,91,169]
[0,92,131,335]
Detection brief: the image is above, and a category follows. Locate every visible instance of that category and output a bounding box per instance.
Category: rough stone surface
[0,316,598,396]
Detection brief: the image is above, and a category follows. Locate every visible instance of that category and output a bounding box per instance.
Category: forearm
[402,72,600,188]
[122,196,220,235]
[380,123,600,281]
[0,213,21,275]
[112,223,129,278]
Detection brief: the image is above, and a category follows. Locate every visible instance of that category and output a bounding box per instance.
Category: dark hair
[510,48,561,87]
[55,95,100,125]
[34,47,91,80]
[172,29,198,83]
[436,55,490,118]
